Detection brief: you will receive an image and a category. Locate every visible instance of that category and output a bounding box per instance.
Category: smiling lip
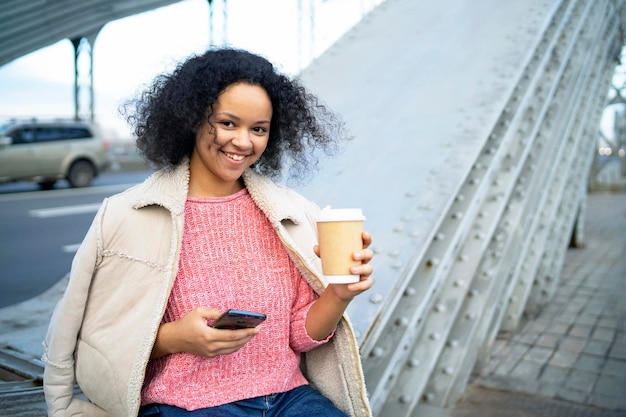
[223,151,246,161]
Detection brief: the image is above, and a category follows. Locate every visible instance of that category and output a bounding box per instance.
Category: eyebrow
[215,111,271,125]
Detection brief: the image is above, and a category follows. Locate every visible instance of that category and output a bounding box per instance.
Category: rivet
[427,258,440,267]
[435,232,445,241]
[447,339,459,348]
[458,254,469,262]
[442,366,454,375]
[370,347,384,358]
[399,394,412,404]
[434,304,446,313]
[423,393,435,402]
[395,317,409,327]
[452,212,464,219]
[408,357,420,367]
[404,287,417,296]
[369,293,384,304]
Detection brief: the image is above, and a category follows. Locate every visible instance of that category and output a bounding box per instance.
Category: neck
[188,175,244,198]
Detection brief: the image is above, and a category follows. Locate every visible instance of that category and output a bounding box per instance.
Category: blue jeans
[139,385,348,417]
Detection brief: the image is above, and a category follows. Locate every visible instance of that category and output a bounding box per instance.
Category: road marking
[63,244,81,253]
[0,183,140,202]
[29,203,101,218]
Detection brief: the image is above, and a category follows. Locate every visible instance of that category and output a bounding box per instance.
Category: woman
[43,48,373,417]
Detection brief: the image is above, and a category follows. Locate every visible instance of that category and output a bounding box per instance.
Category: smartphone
[211,309,267,330]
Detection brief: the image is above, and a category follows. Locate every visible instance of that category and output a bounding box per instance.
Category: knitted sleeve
[289,274,335,353]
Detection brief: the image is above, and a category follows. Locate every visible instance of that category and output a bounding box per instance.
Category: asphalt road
[0,170,151,308]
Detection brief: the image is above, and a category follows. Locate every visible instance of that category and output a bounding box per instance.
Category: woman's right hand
[150,307,260,359]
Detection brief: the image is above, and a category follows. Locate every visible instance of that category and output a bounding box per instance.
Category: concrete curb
[0,275,68,360]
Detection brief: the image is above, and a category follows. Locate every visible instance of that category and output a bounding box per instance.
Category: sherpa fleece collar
[128,160,306,226]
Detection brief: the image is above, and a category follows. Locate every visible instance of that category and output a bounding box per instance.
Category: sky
[0,0,621,144]
[0,0,382,138]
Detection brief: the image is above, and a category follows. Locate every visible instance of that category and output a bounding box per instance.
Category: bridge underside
[0,0,188,67]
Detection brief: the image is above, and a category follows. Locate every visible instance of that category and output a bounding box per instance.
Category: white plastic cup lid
[316,207,366,222]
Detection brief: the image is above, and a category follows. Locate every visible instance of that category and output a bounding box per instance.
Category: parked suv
[0,119,111,189]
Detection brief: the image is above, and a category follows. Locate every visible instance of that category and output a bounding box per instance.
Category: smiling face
[188,82,272,197]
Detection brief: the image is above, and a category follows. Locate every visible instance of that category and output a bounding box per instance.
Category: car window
[3,124,95,145]
[9,128,36,144]
[34,127,93,142]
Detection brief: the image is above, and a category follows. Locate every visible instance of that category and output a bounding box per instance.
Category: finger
[206,333,258,357]
[347,277,373,292]
[361,231,372,249]
[195,306,223,321]
[210,326,260,341]
[350,263,373,277]
[352,248,374,263]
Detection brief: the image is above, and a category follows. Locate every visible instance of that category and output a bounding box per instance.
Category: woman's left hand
[314,231,374,301]
[307,231,374,340]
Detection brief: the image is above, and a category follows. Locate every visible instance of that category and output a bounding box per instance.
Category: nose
[231,129,252,149]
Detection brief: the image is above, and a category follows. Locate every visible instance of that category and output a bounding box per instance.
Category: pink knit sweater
[141,189,329,410]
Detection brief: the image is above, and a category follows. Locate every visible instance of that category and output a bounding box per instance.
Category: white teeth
[224,152,244,161]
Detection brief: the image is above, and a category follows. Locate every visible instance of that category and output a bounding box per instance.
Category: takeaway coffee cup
[316,207,366,284]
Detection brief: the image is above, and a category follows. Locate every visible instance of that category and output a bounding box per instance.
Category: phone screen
[211,309,267,330]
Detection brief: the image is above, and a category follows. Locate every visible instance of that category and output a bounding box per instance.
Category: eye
[220,121,235,128]
[252,126,268,134]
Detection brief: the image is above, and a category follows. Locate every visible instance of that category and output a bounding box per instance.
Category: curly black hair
[121,47,349,181]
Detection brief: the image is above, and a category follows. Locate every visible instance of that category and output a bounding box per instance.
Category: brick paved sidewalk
[447,191,626,416]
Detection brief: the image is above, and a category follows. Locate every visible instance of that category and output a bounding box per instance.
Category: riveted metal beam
[297,0,626,415]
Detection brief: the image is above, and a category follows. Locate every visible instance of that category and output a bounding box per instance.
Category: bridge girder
[0,0,187,67]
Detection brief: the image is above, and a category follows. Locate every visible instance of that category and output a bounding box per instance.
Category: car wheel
[38,180,57,190]
[67,160,95,188]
